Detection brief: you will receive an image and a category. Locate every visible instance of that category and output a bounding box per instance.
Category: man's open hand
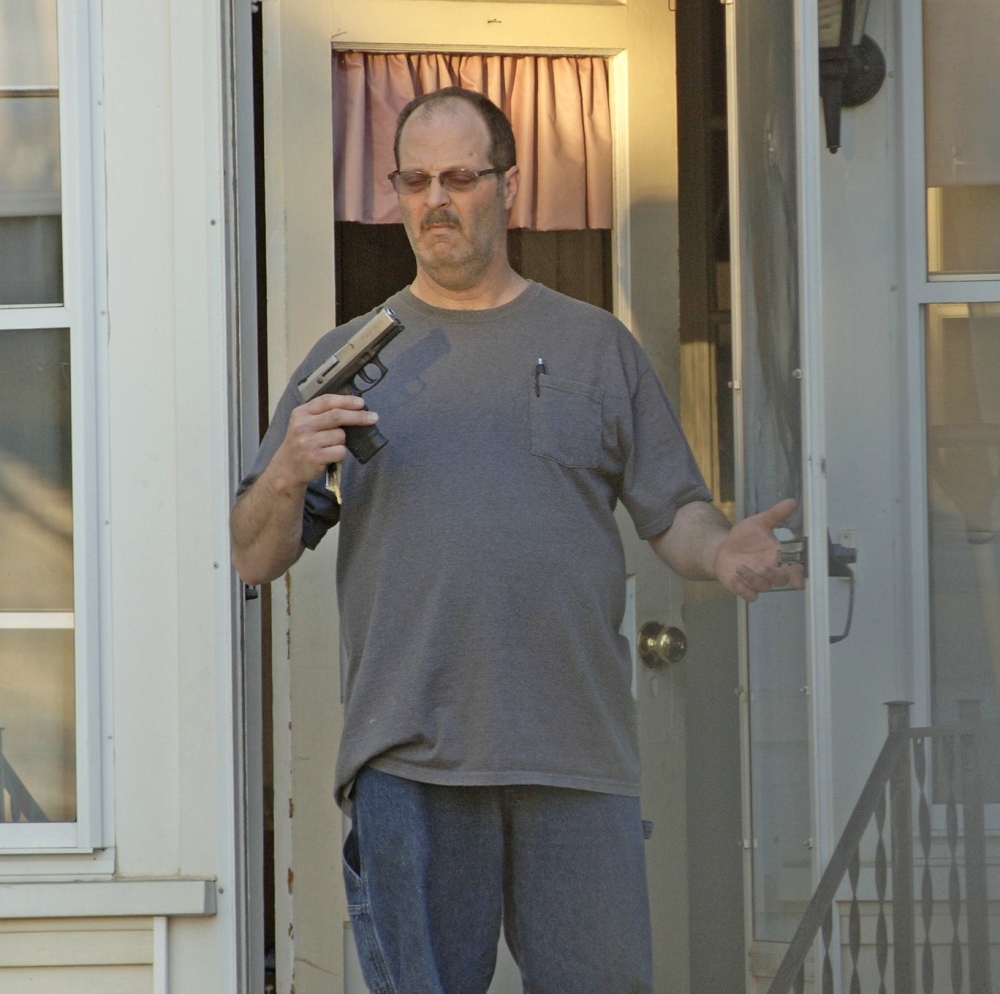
[713,497,805,602]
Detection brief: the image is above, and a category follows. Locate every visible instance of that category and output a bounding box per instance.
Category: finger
[756,497,798,529]
[731,573,759,602]
[318,443,350,465]
[328,407,379,427]
[304,393,368,415]
[757,564,793,587]
[313,427,346,452]
[309,406,379,431]
[736,563,772,593]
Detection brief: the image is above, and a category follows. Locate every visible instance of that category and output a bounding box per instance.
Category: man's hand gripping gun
[297,306,404,492]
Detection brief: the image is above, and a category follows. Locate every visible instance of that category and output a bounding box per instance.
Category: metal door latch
[777,533,857,643]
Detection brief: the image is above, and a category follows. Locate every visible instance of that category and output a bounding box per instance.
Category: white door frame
[723,0,836,984]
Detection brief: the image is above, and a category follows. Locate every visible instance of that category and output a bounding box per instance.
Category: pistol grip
[343,422,389,465]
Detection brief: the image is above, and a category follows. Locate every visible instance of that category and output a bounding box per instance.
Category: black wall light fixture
[819,0,886,151]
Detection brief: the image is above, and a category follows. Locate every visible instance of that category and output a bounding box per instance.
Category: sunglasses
[388,167,508,195]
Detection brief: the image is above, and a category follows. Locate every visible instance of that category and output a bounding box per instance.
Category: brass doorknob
[638,622,687,667]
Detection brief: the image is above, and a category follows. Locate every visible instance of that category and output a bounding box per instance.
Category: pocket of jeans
[342,826,365,911]
[342,828,396,993]
[530,374,604,469]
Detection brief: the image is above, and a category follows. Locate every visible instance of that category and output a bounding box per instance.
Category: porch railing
[0,728,49,823]
[767,700,991,994]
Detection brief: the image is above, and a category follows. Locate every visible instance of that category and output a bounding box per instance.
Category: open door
[259,2,696,992]
[723,0,834,987]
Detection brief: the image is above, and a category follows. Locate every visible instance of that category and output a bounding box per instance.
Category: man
[232,87,802,994]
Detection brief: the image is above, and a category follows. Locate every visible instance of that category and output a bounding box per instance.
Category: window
[919,0,1000,805]
[924,0,1000,276]
[0,0,103,850]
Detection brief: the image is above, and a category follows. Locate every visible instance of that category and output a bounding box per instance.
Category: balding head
[394,87,516,173]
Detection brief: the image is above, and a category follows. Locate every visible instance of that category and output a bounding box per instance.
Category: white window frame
[0,0,109,854]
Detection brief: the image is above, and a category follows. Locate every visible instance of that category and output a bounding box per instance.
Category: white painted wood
[609,50,632,331]
[896,0,932,732]
[152,917,167,994]
[0,613,74,629]
[0,307,72,330]
[917,278,1000,303]
[0,916,153,933]
[328,0,627,52]
[261,3,343,991]
[0,880,217,919]
[0,926,153,967]
[790,0,842,984]
[60,0,105,856]
[0,965,153,994]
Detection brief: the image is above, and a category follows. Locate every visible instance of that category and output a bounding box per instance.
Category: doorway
[255,0,717,988]
[335,223,613,322]
[674,0,746,991]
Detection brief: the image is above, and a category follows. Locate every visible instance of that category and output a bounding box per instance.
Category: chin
[422,259,490,291]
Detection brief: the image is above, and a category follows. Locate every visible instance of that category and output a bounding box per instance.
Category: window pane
[925,0,1000,275]
[926,303,1000,802]
[0,329,73,611]
[0,0,62,305]
[0,628,75,823]
[0,0,59,88]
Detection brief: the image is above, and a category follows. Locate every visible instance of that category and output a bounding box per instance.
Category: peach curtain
[333,51,613,230]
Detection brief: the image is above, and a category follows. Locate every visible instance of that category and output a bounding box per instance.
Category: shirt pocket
[530,373,605,468]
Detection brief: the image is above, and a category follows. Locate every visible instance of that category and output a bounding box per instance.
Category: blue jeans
[343,767,654,994]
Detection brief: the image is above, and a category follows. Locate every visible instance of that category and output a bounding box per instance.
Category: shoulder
[531,286,639,345]
[530,284,619,327]
[527,285,652,377]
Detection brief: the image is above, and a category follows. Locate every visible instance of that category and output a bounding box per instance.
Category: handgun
[297,306,405,465]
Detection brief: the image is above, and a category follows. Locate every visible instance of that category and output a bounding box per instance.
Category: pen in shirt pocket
[534,357,547,397]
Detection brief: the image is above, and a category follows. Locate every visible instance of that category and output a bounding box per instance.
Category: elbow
[231,544,281,587]
[230,540,304,586]
[232,550,267,587]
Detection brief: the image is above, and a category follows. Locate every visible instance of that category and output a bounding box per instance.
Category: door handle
[777,533,857,643]
[638,622,687,667]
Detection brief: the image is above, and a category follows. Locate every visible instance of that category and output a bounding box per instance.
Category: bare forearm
[231,393,378,584]
[648,500,730,580]
[648,496,803,601]
[230,467,309,585]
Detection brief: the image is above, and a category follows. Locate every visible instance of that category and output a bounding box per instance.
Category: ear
[503,165,520,210]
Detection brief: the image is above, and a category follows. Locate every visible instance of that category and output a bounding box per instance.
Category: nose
[422,175,451,208]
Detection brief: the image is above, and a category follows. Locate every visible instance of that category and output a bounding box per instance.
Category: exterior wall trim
[0,879,217,919]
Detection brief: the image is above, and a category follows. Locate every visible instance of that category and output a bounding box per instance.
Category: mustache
[420,209,461,231]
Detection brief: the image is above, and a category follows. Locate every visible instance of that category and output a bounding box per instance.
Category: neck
[409,263,529,310]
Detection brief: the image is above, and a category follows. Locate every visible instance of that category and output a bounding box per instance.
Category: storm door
[725,0,834,984]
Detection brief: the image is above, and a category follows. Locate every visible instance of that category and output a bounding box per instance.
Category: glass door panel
[732,0,811,944]
[926,302,1000,802]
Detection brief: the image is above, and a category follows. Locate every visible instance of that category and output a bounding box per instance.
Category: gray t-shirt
[240,282,711,806]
